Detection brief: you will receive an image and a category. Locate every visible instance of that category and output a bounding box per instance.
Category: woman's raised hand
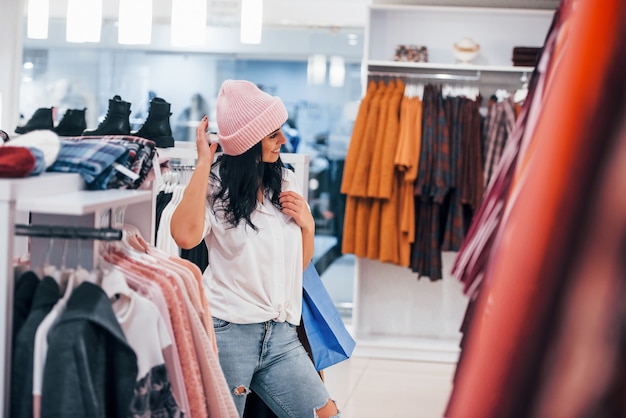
[279,191,315,233]
[196,115,218,166]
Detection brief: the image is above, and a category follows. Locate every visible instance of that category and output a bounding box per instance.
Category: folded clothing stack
[48,135,156,190]
[0,130,60,178]
[512,46,542,67]
[395,45,429,62]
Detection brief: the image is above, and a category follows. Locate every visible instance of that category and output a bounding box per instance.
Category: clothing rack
[368,70,482,82]
[14,224,123,241]
[159,146,311,200]
[168,163,196,171]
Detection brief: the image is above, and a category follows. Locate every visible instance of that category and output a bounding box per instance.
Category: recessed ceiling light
[23,62,34,70]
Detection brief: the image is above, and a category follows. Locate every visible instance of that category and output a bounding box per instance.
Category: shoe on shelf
[133,97,174,148]
[15,107,54,134]
[53,108,87,137]
[82,95,131,136]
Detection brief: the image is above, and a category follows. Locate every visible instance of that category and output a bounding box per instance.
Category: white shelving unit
[351,4,554,362]
[366,5,554,68]
[0,173,155,417]
[17,189,152,216]
[367,60,535,74]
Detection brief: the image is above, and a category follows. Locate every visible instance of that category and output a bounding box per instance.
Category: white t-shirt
[201,166,304,325]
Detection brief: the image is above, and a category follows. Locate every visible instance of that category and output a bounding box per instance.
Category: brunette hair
[211,141,283,230]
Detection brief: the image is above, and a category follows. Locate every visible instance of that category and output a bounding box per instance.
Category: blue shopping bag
[301,263,356,371]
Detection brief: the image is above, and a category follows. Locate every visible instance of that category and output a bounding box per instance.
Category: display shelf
[366,4,553,68]
[352,3,556,362]
[353,335,460,364]
[0,171,155,418]
[0,173,84,202]
[157,142,198,161]
[16,189,152,215]
[367,60,534,74]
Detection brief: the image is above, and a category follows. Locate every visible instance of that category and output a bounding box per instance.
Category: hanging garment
[41,282,137,418]
[395,95,423,267]
[377,80,406,199]
[341,81,381,257]
[108,272,182,417]
[155,190,174,241]
[411,85,451,280]
[350,81,388,198]
[341,195,358,255]
[452,38,548,296]
[10,277,60,418]
[106,250,209,418]
[180,241,209,274]
[12,271,40,341]
[106,231,238,418]
[377,81,407,264]
[33,267,92,418]
[483,97,516,188]
[459,98,484,215]
[366,80,395,198]
[441,96,465,251]
[124,269,192,416]
[340,80,378,196]
[446,0,626,415]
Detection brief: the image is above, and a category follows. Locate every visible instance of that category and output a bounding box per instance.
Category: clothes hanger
[514,72,529,103]
[495,89,511,102]
[52,239,73,293]
[99,266,134,301]
[98,263,135,318]
[39,237,59,279]
[72,239,91,283]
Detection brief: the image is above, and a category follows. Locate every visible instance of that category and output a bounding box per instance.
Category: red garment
[0,146,35,177]
[447,0,624,416]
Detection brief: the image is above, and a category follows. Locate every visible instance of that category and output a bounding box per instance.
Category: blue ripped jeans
[212,318,340,418]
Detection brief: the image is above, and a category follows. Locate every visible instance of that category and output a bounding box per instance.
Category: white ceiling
[41,0,559,30]
[43,0,369,29]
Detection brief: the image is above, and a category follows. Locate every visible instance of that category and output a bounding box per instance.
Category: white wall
[0,0,26,131]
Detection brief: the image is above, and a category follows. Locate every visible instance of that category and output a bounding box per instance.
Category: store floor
[324,357,456,418]
[318,253,456,417]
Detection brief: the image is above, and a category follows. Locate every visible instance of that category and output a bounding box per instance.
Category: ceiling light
[23,62,34,70]
[171,0,207,46]
[66,0,102,43]
[307,54,326,85]
[240,0,263,45]
[27,0,49,39]
[329,56,345,88]
[119,0,152,45]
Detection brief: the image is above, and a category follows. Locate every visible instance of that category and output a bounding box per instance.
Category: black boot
[133,97,174,148]
[53,108,87,136]
[82,95,131,136]
[15,107,53,134]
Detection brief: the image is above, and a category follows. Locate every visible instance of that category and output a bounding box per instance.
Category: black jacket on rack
[12,271,41,341]
[41,282,138,418]
[11,276,61,418]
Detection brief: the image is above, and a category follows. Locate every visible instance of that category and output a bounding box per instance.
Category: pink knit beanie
[216,80,288,156]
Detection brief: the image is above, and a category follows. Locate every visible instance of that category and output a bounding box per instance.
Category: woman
[170,80,340,418]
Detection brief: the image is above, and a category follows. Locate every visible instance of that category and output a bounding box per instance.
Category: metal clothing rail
[368,70,482,82]
[14,224,123,241]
